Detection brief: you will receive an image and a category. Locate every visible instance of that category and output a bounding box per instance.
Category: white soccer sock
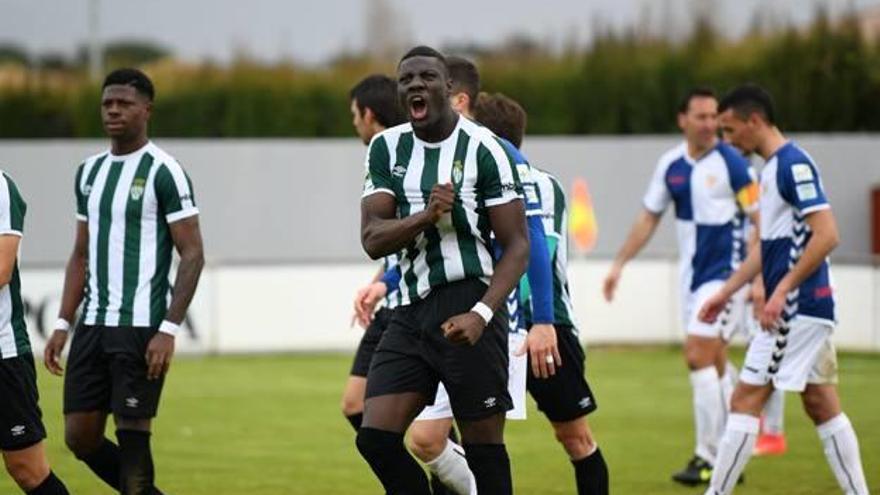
[817,413,869,495]
[763,388,785,435]
[719,362,737,434]
[705,413,759,495]
[425,440,477,495]
[691,366,723,463]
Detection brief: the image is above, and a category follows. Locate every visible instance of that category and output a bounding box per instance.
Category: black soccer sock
[116,429,155,495]
[463,443,512,495]
[25,471,69,495]
[80,438,122,490]
[572,447,609,495]
[356,427,431,495]
[346,412,363,432]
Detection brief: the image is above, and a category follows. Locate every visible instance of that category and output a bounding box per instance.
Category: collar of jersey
[108,141,152,161]
[413,115,463,149]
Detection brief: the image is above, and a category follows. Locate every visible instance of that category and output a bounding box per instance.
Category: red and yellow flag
[569,177,598,254]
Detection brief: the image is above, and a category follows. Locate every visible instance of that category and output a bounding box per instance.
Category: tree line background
[0,10,877,138]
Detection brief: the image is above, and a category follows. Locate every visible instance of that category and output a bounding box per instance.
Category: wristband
[54,318,71,332]
[158,320,180,337]
[470,302,494,325]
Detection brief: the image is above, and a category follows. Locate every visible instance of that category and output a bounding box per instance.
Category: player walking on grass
[603,87,759,486]
[0,171,69,494]
[699,84,869,495]
[404,57,556,495]
[357,46,528,495]
[43,68,204,495]
[341,74,406,433]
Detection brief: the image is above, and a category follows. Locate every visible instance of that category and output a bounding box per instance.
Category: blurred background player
[0,170,69,495]
[475,92,609,495]
[341,74,406,433]
[357,46,528,495]
[404,57,556,495]
[43,68,204,495]
[699,84,868,495]
[602,87,759,486]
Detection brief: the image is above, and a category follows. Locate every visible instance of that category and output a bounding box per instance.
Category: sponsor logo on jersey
[791,163,814,183]
[668,175,687,186]
[796,183,818,201]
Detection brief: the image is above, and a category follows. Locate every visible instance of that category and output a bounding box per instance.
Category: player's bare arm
[760,208,839,329]
[44,221,88,376]
[603,208,661,302]
[360,183,454,259]
[443,199,529,345]
[145,215,204,380]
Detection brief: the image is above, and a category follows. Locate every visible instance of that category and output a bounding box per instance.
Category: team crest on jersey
[130,178,146,201]
[83,184,92,196]
[705,174,718,188]
[452,160,464,186]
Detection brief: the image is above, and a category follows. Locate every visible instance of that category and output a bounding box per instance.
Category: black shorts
[365,279,512,421]
[527,325,598,422]
[64,325,165,419]
[350,307,393,377]
[0,353,47,451]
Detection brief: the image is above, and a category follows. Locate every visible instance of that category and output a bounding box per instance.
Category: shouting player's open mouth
[408,94,428,121]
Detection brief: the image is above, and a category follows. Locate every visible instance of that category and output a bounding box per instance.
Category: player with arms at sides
[699,84,869,495]
[43,68,204,495]
[341,74,407,433]
[603,87,760,486]
[476,92,610,495]
[357,46,529,495]
[0,170,69,494]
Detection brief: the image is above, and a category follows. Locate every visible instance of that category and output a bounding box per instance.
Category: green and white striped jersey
[362,116,523,306]
[0,172,28,359]
[76,142,198,328]
[532,168,577,329]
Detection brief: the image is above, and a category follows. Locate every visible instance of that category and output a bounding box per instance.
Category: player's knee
[407,429,446,462]
[801,390,838,425]
[65,426,102,458]
[554,423,595,459]
[684,345,713,370]
[341,395,364,417]
[355,427,398,462]
[4,453,48,490]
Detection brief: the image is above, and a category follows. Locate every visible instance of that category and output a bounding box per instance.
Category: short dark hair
[719,84,776,124]
[350,75,406,128]
[102,68,155,101]
[447,56,480,111]
[473,92,527,148]
[398,45,447,71]
[677,86,716,114]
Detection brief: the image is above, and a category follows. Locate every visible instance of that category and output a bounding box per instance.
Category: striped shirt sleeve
[0,174,25,237]
[155,162,199,223]
[477,137,523,207]
[74,163,88,221]
[362,134,394,198]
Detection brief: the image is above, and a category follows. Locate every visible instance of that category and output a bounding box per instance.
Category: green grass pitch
[2,347,877,494]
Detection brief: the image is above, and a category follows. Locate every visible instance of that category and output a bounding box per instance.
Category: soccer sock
[79,438,122,490]
[816,413,869,495]
[706,413,758,495]
[356,427,431,494]
[425,440,476,495]
[719,362,737,438]
[572,446,609,495]
[690,366,723,463]
[25,471,69,495]
[763,389,785,435]
[463,443,512,495]
[116,429,155,495]
[345,412,363,432]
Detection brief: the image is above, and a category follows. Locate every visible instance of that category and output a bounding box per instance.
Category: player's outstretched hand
[426,183,455,223]
[698,292,728,324]
[442,312,485,345]
[146,332,175,380]
[43,330,69,376]
[352,282,388,328]
[602,265,622,302]
[516,323,562,379]
[760,290,785,331]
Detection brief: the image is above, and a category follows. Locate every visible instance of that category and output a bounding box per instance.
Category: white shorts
[740,318,839,392]
[415,331,528,421]
[684,280,748,341]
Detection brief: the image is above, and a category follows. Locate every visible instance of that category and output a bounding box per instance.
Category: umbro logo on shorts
[126,397,140,408]
[10,425,25,436]
[483,397,497,408]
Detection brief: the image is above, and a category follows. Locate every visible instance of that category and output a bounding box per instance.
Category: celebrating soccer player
[43,68,204,495]
[698,84,869,495]
[603,87,759,485]
[357,46,528,495]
